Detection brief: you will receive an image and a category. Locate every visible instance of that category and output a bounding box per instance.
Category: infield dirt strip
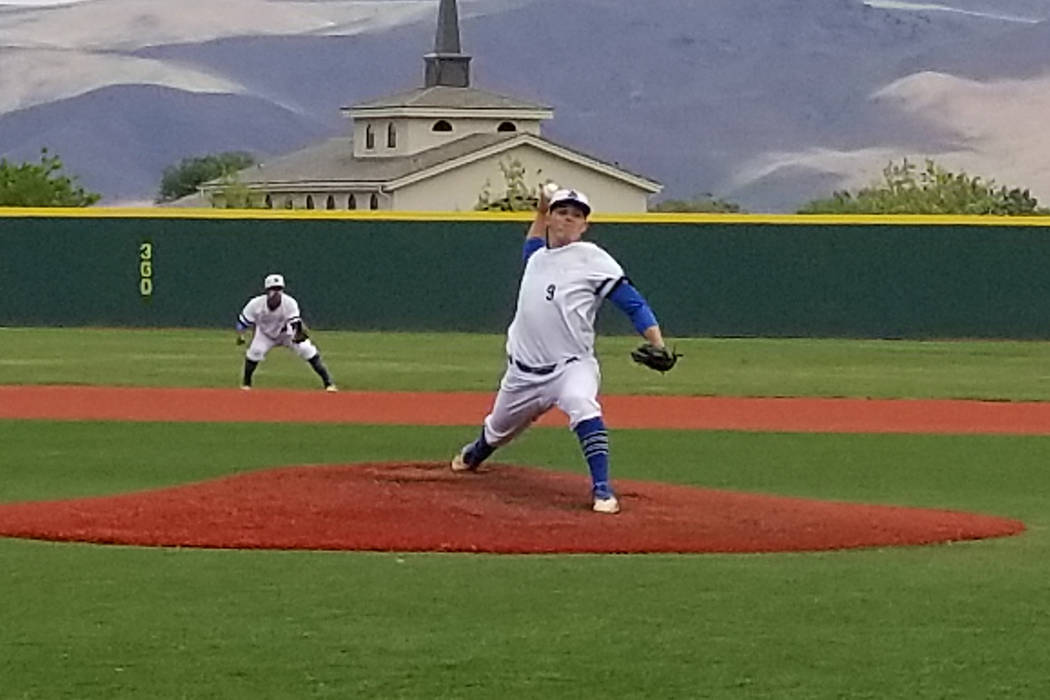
[0,386,1032,553]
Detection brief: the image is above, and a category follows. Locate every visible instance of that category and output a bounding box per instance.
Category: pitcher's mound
[0,462,1024,553]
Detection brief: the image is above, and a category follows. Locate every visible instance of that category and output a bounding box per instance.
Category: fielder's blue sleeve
[607,278,659,335]
[235,313,253,332]
[522,237,545,262]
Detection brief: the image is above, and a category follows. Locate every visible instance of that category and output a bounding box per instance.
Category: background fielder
[235,273,336,391]
[451,186,675,514]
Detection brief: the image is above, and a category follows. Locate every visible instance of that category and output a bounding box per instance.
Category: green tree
[649,193,743,213]
[475,158,548,211]
[207,173,266,209]
[0,149,100,207]
[157,151,256,203]
[798,158,1049,215]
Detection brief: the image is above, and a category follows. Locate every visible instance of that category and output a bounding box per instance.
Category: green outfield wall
[3,209,1050,338]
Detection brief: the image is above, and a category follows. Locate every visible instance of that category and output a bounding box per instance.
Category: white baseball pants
[482,356,603,447]
[246,331,319,363]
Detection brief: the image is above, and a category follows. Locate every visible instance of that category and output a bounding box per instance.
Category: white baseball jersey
[239,293,302,340]
[506,241,624,367]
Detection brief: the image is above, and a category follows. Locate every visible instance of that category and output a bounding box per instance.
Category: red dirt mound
[0,463,1024,554]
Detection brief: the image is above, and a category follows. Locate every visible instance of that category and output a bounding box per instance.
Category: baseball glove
[292,322,309,344]
[631,343,680,373]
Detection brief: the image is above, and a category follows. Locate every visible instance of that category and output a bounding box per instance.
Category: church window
[365,124,375,150]
[497,121,517,132]
[387,122,397,148]
[432,120,453,132]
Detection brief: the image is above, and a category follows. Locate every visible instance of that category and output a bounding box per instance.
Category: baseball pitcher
[235,273,336,391]
[451,186,677,514]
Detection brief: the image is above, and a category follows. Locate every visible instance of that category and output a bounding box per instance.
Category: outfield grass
[4,326,1050,399]
[2,328,1050,698]
[1,421,1048,699]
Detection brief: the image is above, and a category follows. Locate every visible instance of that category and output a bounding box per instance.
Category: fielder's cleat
[592,495,621,514]
[450,447,476,472]
[325,384,338,392]
[240,385,252,391]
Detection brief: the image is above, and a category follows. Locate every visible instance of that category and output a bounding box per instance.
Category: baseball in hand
[543,182,559,198]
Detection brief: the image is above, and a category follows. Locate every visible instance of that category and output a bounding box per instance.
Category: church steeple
[424,0,471,88]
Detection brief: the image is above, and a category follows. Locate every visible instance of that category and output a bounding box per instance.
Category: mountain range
[1,0,1048,212]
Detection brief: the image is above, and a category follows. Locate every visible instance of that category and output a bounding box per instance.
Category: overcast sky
[0,0,92,5]
[2,0,1044,16]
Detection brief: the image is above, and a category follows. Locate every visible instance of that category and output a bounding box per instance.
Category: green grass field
[2,328,1049,698]
[6,326,1050,399]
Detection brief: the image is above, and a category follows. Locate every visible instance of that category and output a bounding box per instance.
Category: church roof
[350,85,550,112]
[231,133,517,186]
[219,133,660,192]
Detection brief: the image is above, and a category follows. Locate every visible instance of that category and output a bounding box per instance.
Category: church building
[203,0,661,213]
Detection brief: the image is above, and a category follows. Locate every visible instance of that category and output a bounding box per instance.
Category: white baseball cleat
[450,448,475,472]
[325,384,338,392]
[592,495,621,514]
[240,385,251,391]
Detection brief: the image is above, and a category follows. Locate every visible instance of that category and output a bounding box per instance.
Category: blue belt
[509,356,578,375]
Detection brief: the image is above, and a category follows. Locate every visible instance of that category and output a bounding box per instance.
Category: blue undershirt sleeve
[607,279,659,335]
[522,237,545,262]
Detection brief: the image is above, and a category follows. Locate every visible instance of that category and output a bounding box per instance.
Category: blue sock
[574,417,612,498]
[463,429,494,467]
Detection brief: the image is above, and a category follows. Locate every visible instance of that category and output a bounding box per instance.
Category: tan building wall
[352,116,543,158]
[391,146,652,213]
[216,190,386,211]
[299,192,386,210]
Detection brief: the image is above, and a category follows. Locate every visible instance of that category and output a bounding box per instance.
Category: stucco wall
[352,117,543,158]
[392,145,652,213]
